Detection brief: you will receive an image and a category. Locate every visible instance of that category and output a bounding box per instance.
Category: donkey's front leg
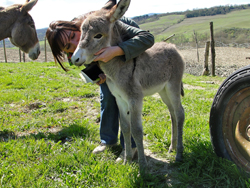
[129,98,147,172]
[116,98,133,163]
[120,118,133,163]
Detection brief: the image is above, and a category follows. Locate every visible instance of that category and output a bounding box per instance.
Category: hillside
[36,28,48,41]
[139,8,250,45]
[1,5,250,48]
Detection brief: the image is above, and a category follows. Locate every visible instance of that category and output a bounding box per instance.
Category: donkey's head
[8,0,40,60]
[71,0,130,67]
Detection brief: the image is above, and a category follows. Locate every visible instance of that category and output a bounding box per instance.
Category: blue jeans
[99,82,136,148]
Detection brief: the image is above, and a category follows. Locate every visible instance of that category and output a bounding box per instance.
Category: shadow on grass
[123,149,175,187]
[0,129,16,142]
[0,123,93,144]
[171,140,250,187]
[2,127,248,187]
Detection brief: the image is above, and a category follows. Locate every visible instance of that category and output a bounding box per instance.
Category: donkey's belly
[142,83,166,96]
[107,77,166,99]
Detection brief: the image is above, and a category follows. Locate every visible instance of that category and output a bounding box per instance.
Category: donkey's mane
[0,5,22,25]
[0,5,22,15]
[110,20,133,46]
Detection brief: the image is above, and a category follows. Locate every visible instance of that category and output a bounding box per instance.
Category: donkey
[0,0,40,60]
[71,0,185,172]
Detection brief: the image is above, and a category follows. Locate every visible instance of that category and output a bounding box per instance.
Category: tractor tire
[210,65,250,173]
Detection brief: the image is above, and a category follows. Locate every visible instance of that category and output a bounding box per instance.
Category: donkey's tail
[181,82,184,97]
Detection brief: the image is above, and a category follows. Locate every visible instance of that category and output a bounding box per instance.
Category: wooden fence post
[202,41,210,76]
[19,48,22,62]
[3,39,7,63]
[44,36,47,62]
[23,52,25,62]
[210,22,216,76]
[163,34,175,42]
[193,30,199,62]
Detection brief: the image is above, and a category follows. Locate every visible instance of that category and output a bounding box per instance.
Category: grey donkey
[0,0,40,60]
[71,0,185,172]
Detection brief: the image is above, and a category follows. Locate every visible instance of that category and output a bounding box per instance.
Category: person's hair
[46,12,94,71]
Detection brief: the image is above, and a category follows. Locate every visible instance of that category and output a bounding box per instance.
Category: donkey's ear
[21,0,38,13]
[103,0,117,10]
[108,0,130,23]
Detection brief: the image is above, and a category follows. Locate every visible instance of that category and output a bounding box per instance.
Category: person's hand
[96,73,106,85]
[93,46,124,62]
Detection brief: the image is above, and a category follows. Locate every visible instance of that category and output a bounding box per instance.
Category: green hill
[139,14,185,36]
[139,9,250,44]
[1,6,250,49]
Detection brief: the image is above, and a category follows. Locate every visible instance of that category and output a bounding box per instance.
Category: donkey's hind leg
[158,83,185,162]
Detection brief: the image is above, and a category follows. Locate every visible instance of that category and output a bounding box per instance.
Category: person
[46,11,154,162]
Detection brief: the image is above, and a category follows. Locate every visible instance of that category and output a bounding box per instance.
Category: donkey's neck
[0,8,19,40]
[99,57,121,79]
[99,20,133,79]
[109,21,125,46]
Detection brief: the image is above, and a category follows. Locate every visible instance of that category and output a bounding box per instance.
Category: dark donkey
[72,0,185,173]
[0,0,40,60]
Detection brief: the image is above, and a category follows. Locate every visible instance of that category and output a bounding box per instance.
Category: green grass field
[0,62,249,187]
[140,9,250,43]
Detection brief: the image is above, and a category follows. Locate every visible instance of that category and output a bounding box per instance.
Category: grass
[139,15,185,37]
[0,62,249,187]
[139,9,250,43]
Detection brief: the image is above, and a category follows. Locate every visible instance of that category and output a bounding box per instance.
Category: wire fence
[0,37,53,63]
[1,38,250,77]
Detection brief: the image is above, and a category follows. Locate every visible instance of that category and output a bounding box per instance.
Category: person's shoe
[116,148,137,163]
[92,143,116,154]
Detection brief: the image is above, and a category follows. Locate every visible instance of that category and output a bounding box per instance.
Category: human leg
[99,82,119,145]
[120,132,136,148]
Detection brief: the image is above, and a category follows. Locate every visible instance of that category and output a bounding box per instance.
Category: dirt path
[1,47,250,77]
[181,46,250,77]
[0,48,55,63]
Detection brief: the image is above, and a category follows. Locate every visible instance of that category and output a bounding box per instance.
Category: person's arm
[119,16,139,28]
[94,18,154,63]
[118,20,154,62]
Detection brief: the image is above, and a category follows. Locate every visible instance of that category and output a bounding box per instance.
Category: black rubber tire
[210,65,250,173]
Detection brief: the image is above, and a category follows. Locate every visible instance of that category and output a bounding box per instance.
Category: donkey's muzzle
[71,47,86,67]
[28,43,40,60]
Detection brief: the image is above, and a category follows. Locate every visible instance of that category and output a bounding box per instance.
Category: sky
[2,0,250,29]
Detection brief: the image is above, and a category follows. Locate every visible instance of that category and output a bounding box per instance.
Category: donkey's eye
[29,22,35,29]
[94,34,103,39]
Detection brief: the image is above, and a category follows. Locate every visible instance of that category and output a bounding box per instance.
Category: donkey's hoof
[139,165,148,177]
[175,153,183,162]
[116,148,136,163]
[168,145,176,153]
[168,148,174,153]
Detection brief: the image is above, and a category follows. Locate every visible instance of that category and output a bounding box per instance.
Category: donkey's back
[111,42,185,97]
[138,42,184,87]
